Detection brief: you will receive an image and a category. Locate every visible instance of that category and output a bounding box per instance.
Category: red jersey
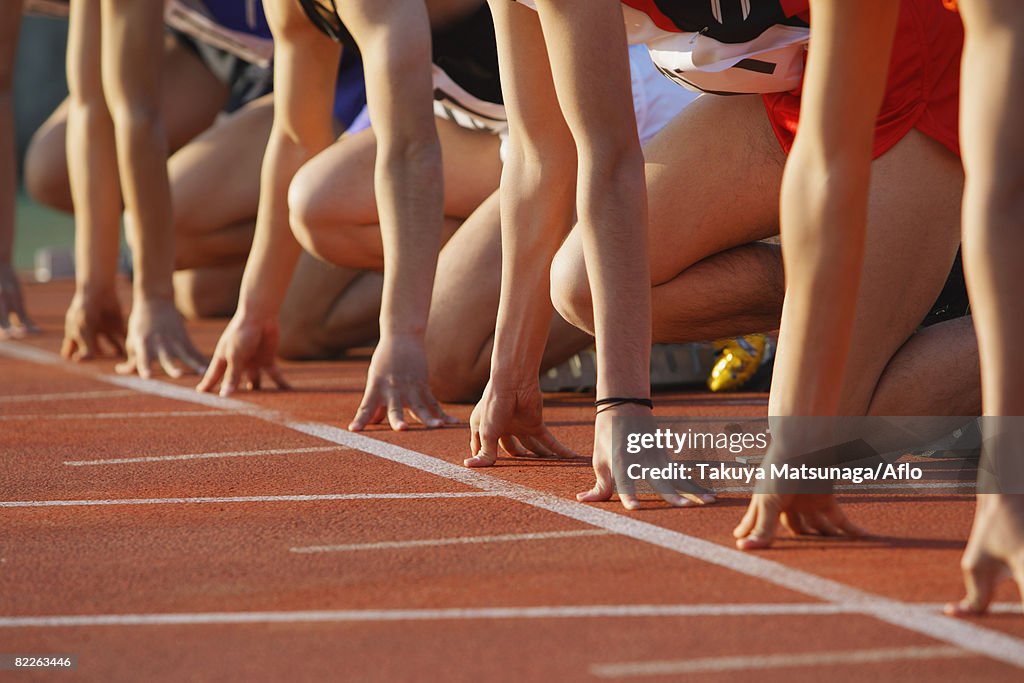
[618,0,962,158]
[763,0,963,158]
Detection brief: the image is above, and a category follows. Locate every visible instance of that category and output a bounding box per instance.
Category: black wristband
[594,397,654,414]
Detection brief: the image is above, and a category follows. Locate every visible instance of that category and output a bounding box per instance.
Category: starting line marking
[291,529,611,554]
[0,389,136,403]
[0,492,497,508]
[590,645,971,678]
[0,410,219,421]
[2,340,1023,670]
[715,482,977,493]
[0,604,1018,629]
[63,446,347,467]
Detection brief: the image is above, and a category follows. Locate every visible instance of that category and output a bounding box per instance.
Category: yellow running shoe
[707,334,768,392]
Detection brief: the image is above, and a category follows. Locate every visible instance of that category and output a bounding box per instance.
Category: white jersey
[514,0,809,95]
[432,66,509,135]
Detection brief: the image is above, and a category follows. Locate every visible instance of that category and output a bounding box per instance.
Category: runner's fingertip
[620,495,641,511]
[464,453,495,468]
[736,534,771,551]
[945,600,981,617]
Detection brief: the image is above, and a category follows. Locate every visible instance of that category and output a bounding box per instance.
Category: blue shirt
[200,0,366,126]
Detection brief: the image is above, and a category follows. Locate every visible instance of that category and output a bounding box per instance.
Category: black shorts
[921,248,970,328]
[170,29,273,113]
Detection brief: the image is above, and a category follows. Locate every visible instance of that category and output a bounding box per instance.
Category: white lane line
[278,423,1024,670]
[64,446,346,467]
[291,529,611,554]
[0,411,218,421]
[0,342,269,416]
[590,645,970,678]
[714,482,977,493]
[0,603,1019,629]
[3,340,1023,669]
[0,389,136,403]
[0,492,497,508]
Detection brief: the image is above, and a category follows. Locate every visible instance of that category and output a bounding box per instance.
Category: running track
[2,281,1023,681]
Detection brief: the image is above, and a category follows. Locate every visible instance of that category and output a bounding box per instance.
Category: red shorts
[763,0,963,159]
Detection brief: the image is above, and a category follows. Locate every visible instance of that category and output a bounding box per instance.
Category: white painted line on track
[0,389,136,403]
[0,603,1019,629]
[0,342,269,416]
[0,492,497,508]
[714,482,977,493]
[0,604,842,628]
[590,645,970,678]
[3,340,1023,669]
[0,411,218,421]
[64,446,346,467]
[291,529,610,554]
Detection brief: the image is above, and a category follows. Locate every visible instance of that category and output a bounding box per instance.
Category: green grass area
[13,189,76,272]
[13,190,129,277]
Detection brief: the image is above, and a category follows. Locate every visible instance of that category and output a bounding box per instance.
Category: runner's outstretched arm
[62,0,126,361]
[735,0,898,549]
[946,0,1024,618]
[198,0,340,396]
[338,0,455,432]
[466,0,583,467]
[0,0,38,338]
[99,0,207,378]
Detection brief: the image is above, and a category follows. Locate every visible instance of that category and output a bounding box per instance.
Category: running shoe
[707,334,768,392]
[539,348,598,393]
[539,343,716,393]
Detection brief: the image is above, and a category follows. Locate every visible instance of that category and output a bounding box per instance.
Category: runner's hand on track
[197,312,288,395]
[466,381,576,466]
[116,298,207,379]
[578,405,715,510]
[61,290,126,361]
[733,493,865,549]
[0,263,40,339]
[349,334,456,432]
[945,494,1024,618]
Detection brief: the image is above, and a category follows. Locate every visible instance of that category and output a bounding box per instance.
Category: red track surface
[2,280,1023,682]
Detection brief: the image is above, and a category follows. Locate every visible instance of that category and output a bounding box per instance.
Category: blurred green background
[12,14,76,272]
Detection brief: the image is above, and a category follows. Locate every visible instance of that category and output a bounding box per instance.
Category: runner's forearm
[489,153,576,387]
